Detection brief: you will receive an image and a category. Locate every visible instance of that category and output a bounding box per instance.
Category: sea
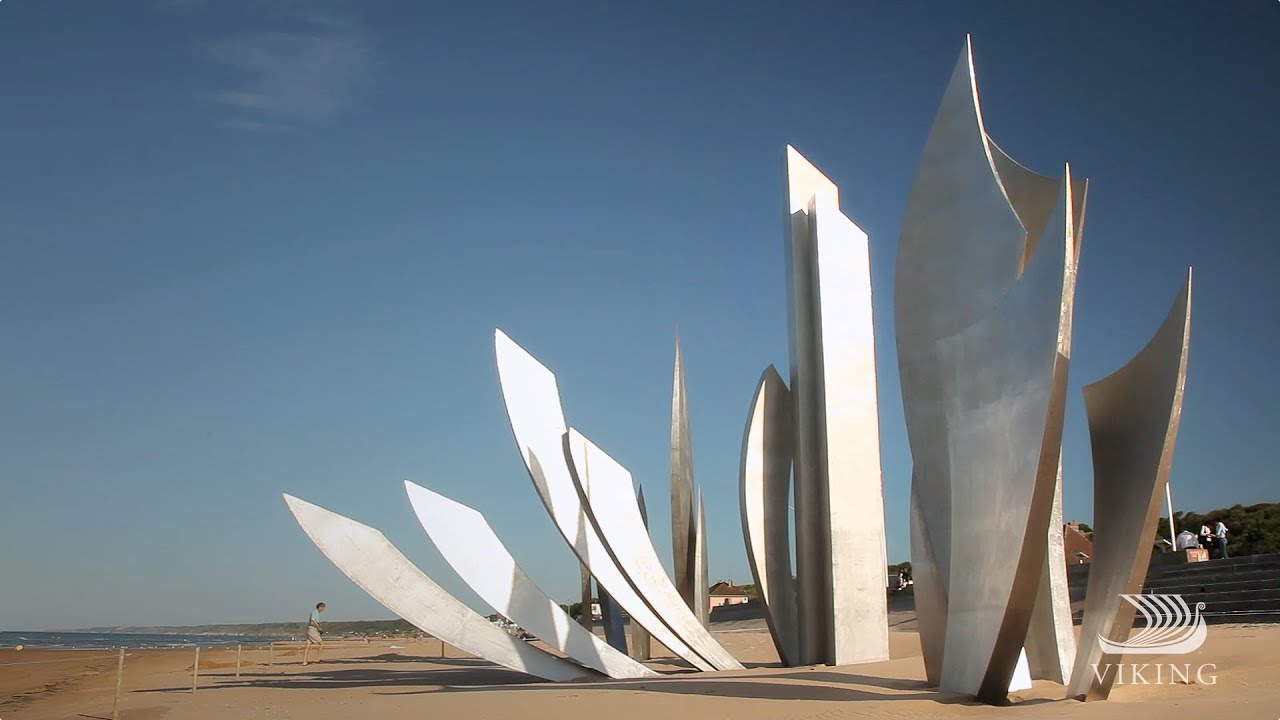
[0,631,289,650]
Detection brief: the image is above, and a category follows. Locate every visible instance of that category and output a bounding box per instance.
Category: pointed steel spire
[670,329,697,612]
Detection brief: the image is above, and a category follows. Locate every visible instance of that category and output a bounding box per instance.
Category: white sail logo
[1099,594,1207,655]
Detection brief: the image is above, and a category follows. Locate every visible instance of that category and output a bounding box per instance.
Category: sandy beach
[4,623,1278,720]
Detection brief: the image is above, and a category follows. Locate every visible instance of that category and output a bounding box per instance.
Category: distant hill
[71,619,424,637]
[1158,502,1280,556]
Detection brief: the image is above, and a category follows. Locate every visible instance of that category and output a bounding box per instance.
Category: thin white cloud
[225,117,296,133]
[199,12,374,128]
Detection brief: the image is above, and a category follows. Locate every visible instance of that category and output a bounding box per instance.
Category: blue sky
[2,1,1277,630]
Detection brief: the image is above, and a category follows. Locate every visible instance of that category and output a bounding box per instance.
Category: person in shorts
[303,602,325,665]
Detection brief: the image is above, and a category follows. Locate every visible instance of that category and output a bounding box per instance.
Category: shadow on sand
[133,661,1065,707]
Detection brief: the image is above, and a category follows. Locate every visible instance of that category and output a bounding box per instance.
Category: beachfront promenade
[4,621,1278,720]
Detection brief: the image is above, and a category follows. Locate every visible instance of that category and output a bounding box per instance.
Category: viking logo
[1098,594,1208,655]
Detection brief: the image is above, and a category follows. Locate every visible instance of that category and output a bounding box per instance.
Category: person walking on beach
[1214,520,1230,559]
[303,602,325,666]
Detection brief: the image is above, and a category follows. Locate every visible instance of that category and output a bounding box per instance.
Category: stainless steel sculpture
[1067,272,1193,701]
[694,491,709,627]
[495,329,737,672]
[578,563,593,631]
[991,131,1087,688]
[896,37,1084,701]
[403,481,656,679]
[939,179,1073,701]
[739,365,799,666]
[992,132,1086,689]
[275,35,1182,705]
[282,494,596,682]
[564,428,742,670]
[670,334,702,615]
[1025,461,1077,683]
[494,330,712,671]
[631,487,652,661]
[597,582,628,653]
[785,145,889,667]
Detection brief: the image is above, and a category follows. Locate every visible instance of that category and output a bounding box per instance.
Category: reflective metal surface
[739,365,799,666]
[631,487,652,661]
[1067,272,1193,701]
[579,562,593,631]
[283,494,595,682]
[896,38,1083,702]
[895,41,1026,358]
[786,145,837,665]
[597,581,628,653]
[938,173,1072,701]
[811,190,889,666]
[908,477,946,685]
[670,334,697,613]
[565,429,742,670]
[694,491,710,627]
[990,101,1088,691]
[404,481,655,679]
[1025,460,1076,683]
[898,44,1018,685]
[494,330,713,671]
[785,145,889,666]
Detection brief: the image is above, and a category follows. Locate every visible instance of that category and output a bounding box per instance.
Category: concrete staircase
[1142,552,1280,623]
[1067,552,1280,624]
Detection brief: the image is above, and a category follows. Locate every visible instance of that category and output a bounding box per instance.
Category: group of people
[1177,520,1230,558]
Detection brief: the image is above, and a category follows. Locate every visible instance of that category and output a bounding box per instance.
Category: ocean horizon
[0,630,295,650]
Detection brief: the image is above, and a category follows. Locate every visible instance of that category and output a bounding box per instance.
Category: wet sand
[3,625,1277,719]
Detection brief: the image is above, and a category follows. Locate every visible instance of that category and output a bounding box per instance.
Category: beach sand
[3,625,1278,719]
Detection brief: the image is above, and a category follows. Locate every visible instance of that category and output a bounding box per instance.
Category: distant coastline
[50,619,423,637]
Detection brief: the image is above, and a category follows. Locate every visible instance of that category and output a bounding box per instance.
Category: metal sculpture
[783,145,890,667]
[739,365,799,666]
[275,36,1187,706]
[896,37,1083,701]
[631,487,653,661]
[564,428,742,670]
[670,334,699,614]
[597,582,628,653]
[578,563,593,631]
[495,329,738,671]
[694,490,709,627]
[991,129,1088,688]
[403,481,656,679]
[1067,272,1193,701]
[494,330,713,671]
[282,494,596,682]
[1025,460,1077,684]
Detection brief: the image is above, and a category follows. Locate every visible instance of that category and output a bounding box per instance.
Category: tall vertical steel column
[785,145,889,666]
[670,334,698,613]
[694,491,709,627]
[631,486,652,661]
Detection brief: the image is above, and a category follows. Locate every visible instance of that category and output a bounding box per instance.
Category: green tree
[1158,503,1279,556]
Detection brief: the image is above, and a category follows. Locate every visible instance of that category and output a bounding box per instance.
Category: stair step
[1145,571,1280,591]
[1151,555,1280,579]
[1066,553,1280,626]
[1145,575,1279,592]
[1073,609,1280,626]
[1156,588,1280,603]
